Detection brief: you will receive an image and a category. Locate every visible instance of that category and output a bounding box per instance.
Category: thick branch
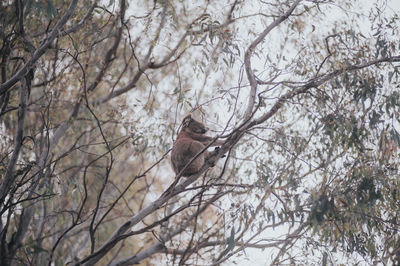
[0,74,30,261]
[0,81,28,201]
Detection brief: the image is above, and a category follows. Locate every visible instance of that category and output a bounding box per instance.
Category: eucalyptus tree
[0,0,399,265]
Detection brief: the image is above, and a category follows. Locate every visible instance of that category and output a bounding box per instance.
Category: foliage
[0,0,400,265]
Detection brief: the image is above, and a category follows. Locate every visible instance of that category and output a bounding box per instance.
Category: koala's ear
[182,114,192,127]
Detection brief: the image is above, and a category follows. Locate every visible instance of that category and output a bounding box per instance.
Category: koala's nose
[201,128,206,133]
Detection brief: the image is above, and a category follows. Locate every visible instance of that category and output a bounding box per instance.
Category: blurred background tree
[0,0,400,265]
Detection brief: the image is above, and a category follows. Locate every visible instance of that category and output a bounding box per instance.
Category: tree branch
[108,190,225,266]
[0,76,29,204]
[252,55,400,128]
[243,0,301,120]
[1,74,30,260]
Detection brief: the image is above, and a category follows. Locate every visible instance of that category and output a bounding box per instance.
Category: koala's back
[171,138,206,176]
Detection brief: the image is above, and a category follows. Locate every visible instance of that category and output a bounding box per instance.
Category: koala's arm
[187,132,224,146]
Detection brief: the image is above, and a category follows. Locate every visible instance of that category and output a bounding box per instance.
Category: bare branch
[243,0,302,120]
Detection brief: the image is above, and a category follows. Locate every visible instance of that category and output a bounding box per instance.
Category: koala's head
[182,114,207,134]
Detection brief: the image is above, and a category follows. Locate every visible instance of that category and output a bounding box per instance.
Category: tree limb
[243,0,301,120]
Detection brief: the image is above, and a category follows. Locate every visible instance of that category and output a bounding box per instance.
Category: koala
[171,114,223,176]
